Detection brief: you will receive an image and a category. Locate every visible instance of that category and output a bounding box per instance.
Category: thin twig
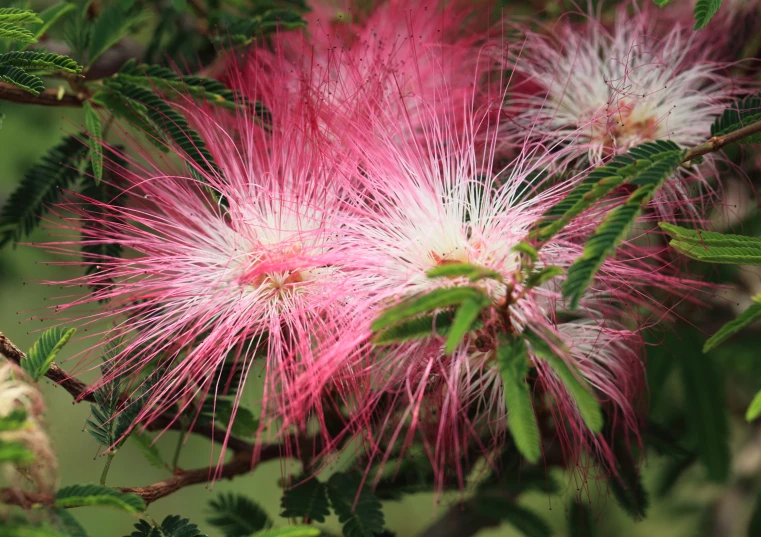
[682,119,761,163]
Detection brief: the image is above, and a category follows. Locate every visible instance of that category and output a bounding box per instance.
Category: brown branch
[682,118,761,163]
[0,83,86,107]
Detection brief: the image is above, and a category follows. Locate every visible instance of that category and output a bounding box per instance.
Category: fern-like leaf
[207,494,271,537]
[659,222,761,265]
[693,0,723,29]
[25,2,76,46]
[0,64,43,94]
[22,327,76,381]
[54,508,90,537]
[711,93,761,139]
[55,484,146,513]
[250,529,320,537]
[703,295,761,352]
[0,135,85,246]
[0,7,42,26]
[326,473,385,537]
[497,336,541,464]
[473,495,552,537]
[280,477,331,523]
[372,287,489,331]
[0,51,81,73]
[127,515,208,537]
[0,23,36,43]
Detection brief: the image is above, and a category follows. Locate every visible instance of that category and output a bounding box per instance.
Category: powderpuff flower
[505,7,744,168]
[285,49,700,487]
[41,71,372,468]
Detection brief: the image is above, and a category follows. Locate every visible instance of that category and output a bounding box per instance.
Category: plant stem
[171,421,186,472]
[682,118,761,163]
[0,82,86,107]
[100,450,117,485]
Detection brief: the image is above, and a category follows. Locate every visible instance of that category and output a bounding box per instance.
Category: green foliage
[0,7,43,26]
[280,477,331,523]
[116,60,241,110]
[659,222,761,265]
[652,0,674,6]
[83,103,103,184]
[496,336,541,463]
[131,432,166,470]
[326,473,385,537]
[87,0,145,67]
[372,287,489,331]
[102,80,218,177]
[217,9,306,45]
[675,327,730,482]
[609,453,649,520]
[426,262,502,282]
[473,495,552,537]
[539,140,681,240]
[197,398,259,437]
[704,295,761,352]
[745,389,761,422]
[711,93,761,140]
[0,23,36,43]
[748,494,761,537]
[0,134,86,247]
[524,328,603,433]
[55,484,146,513]
[26,2,76,45]
[208,494,271,537]
[126,515,207,537]
[22,327,76,381]
[693,0,723,30]
[444,294,490,354]
[562,148,683,308]
[0,51,80,74]
[372,313,456,345]
[54,508,89,537]
[0,65,43,94]
[524,265,563,289]
[568,500,594,537]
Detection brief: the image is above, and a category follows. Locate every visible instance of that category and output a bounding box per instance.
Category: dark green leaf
[87,0,145,67]
[0,8,43,26]
[0,51,81,73]
[280,477,330,523]
[0,135,85,246]
[656,452,697,497]
[694,0,723,29]
[568,500,594,537]
[653,0,674,5]
[496,336,541,463]
[373,312,456,345]
[748,493,761,537]
[711,93,761,138]
[54,508,90,537]
[23,327,76,381]
[56,484,146,513]
[704,295,761,352]
[426,262,502,282]
[0,23,36,43]
[372,287,489,331]
[326,473,385,537]
[445,296,490,354]
[208,494,271,537]
[0,64,43,94]
[609,444,649,519]
[250,529,320,537]
[473,495,551,537]
[83,103,103,184]
[26,3,76,44]
[131,432,166,470]
[126,515,208,537]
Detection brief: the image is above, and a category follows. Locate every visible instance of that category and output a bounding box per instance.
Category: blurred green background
[2,1,761,536]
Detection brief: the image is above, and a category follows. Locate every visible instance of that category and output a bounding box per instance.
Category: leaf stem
[0,82,86,107]
[171,421,186,472]
[682,118,761,163]
[100,450,117,485]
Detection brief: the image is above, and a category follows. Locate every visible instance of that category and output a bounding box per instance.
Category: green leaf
[131,432,166,469]
[445,296,490,354]
[0,135,85,246]
[87,0,145,67]
[0,408,27,432]
[568,500,594,537]
[609,446,649,519]
[250,529,320,537]
[218,9,305,45]
[656,452,697,497]
[103,81,217,177]
[127,515,208,537]
[0,64,43,94]
[373,312,456,345]
[54,508,90,537]
[208,494,271,537]
[674,327,729,482]
[659,222,761,265]
[473,495,551,537]
[496,336,541,463]
[524,328,603,433]
[55,484,146,513]
[540,140,681,236]
[23,327,76,381]
[694,0,723,29]
[372,287,489,331]
[0,8,42,26]
[116,59,241,110]
[704,295,761,352]
[524,266,564,289]
[746,389,761,422]
[748,493,761,537]
[512,241,538,262]
[0,51,81,73]
[280,477,330,523]
[0,438,35,463]
[83,102,103,184]
[711,93,761,138]
[326,473,385,537]
[26,3,76,44]
[0,23,37,43]
[653,0,674,5]
[426,262,502,282]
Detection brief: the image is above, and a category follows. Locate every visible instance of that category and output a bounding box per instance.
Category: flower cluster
[43,0,743,487]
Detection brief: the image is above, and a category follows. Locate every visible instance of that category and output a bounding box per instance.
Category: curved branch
[682,118,761,163]
[0,83,86,107]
